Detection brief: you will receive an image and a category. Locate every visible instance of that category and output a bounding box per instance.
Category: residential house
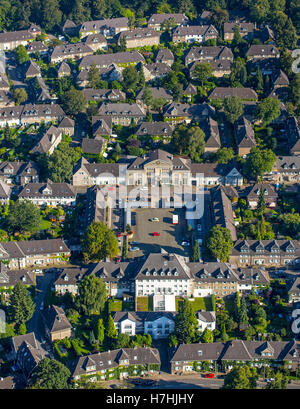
[31,125,62,155]
[50,42,93,63]
[27,41,48,56]
[268,69,290,101]
[28,76,53,103]
[287,117,300,156]
[163,102,215,125]
[0,263,35,296]
[136,121,174,143]
[58,116,75,136]
[83,33,108,52]
[54,267,88,295]
[56,61,71,78]
[118,28,160,48]
[97,102,146,126]
[72,347,160,381]
[79,18,129,38]
[246,45,280,61]
[82,88,126,103]
[0,180,11,204]
[142,63,171,81]
[288,277,300,303]
[200,116,221,154]
[185,46,233,78]
[0,29,35,51]
[230,239,300,267]
[223,22,255,41]
[23,60,41,79]
[247,183,278,209]
[210,185,237,241]
[81,137,107,156]
[270,156,300,184]
[234,115,256,156]
[91,115,112,137]
[41,305,72,342]
[147,14,188,31]
[0,161,39,185]
[0,238,71,269]
[11,333,46,377]
[0,72,10,91]
[19,103,65,126]
[18,180,77,206]
[80,51,145,70]
[183,83,197,102]
[155,48,174,66]
[172,25,218,44]
[135,87,173,106]
[60,19,78,37]
[208,87,258,100]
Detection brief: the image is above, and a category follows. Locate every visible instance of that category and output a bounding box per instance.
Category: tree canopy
[77,275,107,315]
[29,358,70,389]
[205,225,234,262]
[82,221,119,262]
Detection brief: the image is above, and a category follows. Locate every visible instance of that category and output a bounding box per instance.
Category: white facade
[135,278,193,297]
[144,316,175,340]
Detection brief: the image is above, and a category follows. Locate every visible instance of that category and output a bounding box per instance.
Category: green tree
[205,226,234,262]
[96,318,105,344]
[201,327,214,343]
[238,296,249,326]
[209,8,229,31]
[175,299,198,344]
[264,372,288,389]
[87,63,101,88]
[223,96,244,124]
[257,97,281,126]
[6,199,40,234]
[113,333,130,349]
[14,45,29,64]
[77,275,107,315]
[41,0,62,31]
[216,147,234,164]
[191,240,200,262]
[62,87,87,116]
[82,221,119,262]
[122,65,138,91]
[249,0,270,24]
[9,282,35,325]
[106,314,118,340]
[193,63,213,87]
[243,147,276,181]
[257,185,266,216]
[29,358,70,389]
[223,365,258,389]
[13,88,28,105]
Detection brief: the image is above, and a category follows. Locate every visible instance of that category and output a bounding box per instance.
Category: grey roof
[288,277,300,295]
[58,116,75,129]
[98,102,146,117]
[24,60,41,77]
[232,239,300,256]
[247,183,278,201]
[0,179,11,199]
[27,41,48,53]
[0,264,35,287]
[0,29,34,44]
[0,72,10,90]
[209,87,258,100]
[81,137,107,154]
[12,332,37,354]
[18,181,76,199]
[246,45,280,58]
[275,156,300,172]
[82,88,126,102]
[183,83,197,95]
[223,22,255,33]
[80,51,144,69]
[84,33,107,45]
[31,125,61,154]
[119,27,160,41]
[163,102,215,118]
[72,347,160,377]
[170,342,225,362]
[75,157,121,177]
[210,185,237,241]
[56,61,71,75]
[42,305,72,333]
[173,24,218,38]
[0,239,70,261]
[148,13,188,25]
[185,46,233,66]
[90,261,137,282]
[234,115,256,149]
[51,42,93,60]
[54,267,88,286]
[155,48,174,64]
[127,149,191,171]
[200,116,221,149]
[136,87,173,101]
[92,115,112,136]
[143,62,171,77]
[136,121,174,137]
[133,253,191,280]
[79,17,129,32]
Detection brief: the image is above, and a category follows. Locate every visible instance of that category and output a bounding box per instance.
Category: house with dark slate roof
[155,48,174,66]
[234,115,256,156]
[41,305,72,342]
[247,183,278,209]
[83,33,107,52]
[208,87,258,100]
[98,102,146,126]
[79,17,129,38]
[136,121,174,142]
[72,347,160,380]
[50,42,93,63]
[270,156,300,184]
[18,180,77,206]
[163,102,215,124]
[31,125,62,155]
[230,239,300,267]
[223,22,255,41]
[118,28,160,48]
[81,137,107,155]
[80,51,144,70]
[56,61,71,78]
[246,45,280,61]
[147,13,188,31]
[143,62,171,81]
[0,263,35,296]
[172,25,218,44]
[136,87,173,106]
[82,88,126,103]
[0,161,39,185]
[210,185,237,241]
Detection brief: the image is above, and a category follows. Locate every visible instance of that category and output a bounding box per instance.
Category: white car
[129,247,140,251]
[150,217,159,222]
[181,241,190,246]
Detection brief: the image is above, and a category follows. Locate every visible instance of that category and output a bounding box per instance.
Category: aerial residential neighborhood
[0,0,299,393]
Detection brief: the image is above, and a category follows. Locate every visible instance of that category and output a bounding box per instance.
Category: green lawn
[110,299,123,311]
[39,218,52,230]
[176,296,213,312]
[136,296,153,312]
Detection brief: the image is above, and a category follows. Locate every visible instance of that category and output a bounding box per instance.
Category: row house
[223,22,255,41]
[118,28,160,48]
[142,62,171,81]
[61,19,78,37]
[83,33,108,52]
[287,116,300,156]
[0,161,39,185]
[246,183,278,209]
[163,102,215,125]
[72,347,160,381]
[191,162,243,187]
[188,47,233,78]
[210,185,237,241]
[56,61,71,78]
[0,25,39,51]
[234,115,256,156]
[53,267,88,296]
[50,42,93,63]
[0,263,35,297]
[136,121,174,143]
[97,102,146,126]
[230,239,300,267]
[246,45,280,61]
[0,239,70,269]
[135,87,173,107]
[208,87,258,101]
[18,180,77,207]
[269,156,300,184]
[148,13,188,31]
[79,17,129,38]
[201,116,221,154]
[172,25,218,44]
[0,180,11,204]
[79,51,145,70]
[170,339,300,374]
[27,41,48,56]
[82,88,126,103]
[288,277,300,303]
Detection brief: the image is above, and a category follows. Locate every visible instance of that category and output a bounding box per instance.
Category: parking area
[128,207,191,258]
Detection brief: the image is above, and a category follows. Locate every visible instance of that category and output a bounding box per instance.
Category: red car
[204,373,215,378]
[153,232,160,236]
[115,256,121,263]
[117,232,122,237]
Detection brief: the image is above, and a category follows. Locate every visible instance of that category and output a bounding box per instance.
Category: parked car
[181,241,190,246]
[115,256,121,262]
[129,247,140,251]
[204,373,215,378]
[154,232,160,236]
[150,217,159,222]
